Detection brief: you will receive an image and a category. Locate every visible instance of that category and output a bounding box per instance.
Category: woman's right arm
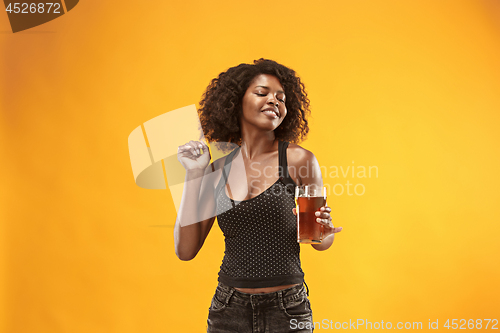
[174,140,218,261]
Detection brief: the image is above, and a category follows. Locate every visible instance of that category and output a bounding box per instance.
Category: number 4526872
[5,3,61,14]
[444,319,498,329]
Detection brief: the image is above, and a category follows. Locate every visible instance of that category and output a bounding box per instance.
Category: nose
[267,95,279,107]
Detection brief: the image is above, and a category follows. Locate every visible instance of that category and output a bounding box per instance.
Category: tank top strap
[215,146,240,198]
[278,141,297,191]
[278,141,289,178]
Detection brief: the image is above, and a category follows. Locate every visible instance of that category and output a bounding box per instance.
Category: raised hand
[177,140,211,171]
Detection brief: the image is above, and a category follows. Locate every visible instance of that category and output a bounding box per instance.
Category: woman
[174,59,342,332]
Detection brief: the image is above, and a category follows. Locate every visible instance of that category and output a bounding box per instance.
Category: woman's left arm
[290,147,342,251]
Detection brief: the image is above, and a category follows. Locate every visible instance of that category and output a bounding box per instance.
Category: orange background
[1,0,499,331]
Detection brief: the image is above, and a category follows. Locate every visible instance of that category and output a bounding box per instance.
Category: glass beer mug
[295,185,327,244]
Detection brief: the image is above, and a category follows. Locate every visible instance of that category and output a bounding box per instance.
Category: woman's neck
[240,131,277,160]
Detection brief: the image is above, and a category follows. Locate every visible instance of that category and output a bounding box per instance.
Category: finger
[188,141,201,155]
[316,217,331,225]
[190,140,207,155]
[181,146,197,157]
[178,144,198,158]
[177,144,189,152]
[292,208,297,215]
[315,211,331,219]
[200,141,211,156]
[333,227,343,233]
[178,142,194,152]
[177,146,192,156]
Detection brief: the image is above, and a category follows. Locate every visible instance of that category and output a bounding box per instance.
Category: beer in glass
[295,185,327,243]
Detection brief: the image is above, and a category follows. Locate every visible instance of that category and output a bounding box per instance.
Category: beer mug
[295,185,327,243]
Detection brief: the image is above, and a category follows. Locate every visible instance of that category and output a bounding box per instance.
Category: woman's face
[240,74,287,133]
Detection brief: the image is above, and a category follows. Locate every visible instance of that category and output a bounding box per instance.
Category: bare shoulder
[286,143,322,185]
[286,143,318,167]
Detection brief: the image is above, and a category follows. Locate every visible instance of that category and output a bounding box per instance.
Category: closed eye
[255,92,285,103]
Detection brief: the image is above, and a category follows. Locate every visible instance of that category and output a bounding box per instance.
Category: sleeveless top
[215,141,304,288]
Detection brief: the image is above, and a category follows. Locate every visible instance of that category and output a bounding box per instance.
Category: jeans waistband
[215,282,308,309]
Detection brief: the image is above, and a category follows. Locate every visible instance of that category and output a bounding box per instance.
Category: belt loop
[303,280,310,296]
[225,288,234,306]
[277,290,285,310]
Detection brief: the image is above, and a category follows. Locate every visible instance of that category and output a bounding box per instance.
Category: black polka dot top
[215,141,305,288]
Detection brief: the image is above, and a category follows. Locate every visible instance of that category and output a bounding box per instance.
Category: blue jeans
[207,282,314,332]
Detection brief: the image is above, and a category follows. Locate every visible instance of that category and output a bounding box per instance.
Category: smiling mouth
[262,108,280,117]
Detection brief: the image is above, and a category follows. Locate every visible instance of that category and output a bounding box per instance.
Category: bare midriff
[235,283,300,294]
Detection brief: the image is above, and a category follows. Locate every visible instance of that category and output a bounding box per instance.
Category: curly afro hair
[198,59,310,151]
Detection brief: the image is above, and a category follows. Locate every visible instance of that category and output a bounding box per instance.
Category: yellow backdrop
[1,0,499,332]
